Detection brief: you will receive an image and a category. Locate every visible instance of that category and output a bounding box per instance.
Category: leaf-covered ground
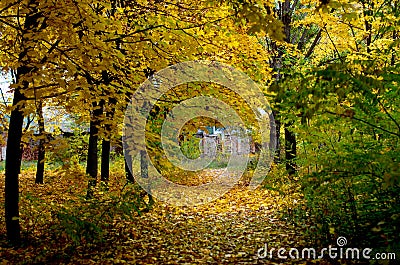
[1,168,351,264]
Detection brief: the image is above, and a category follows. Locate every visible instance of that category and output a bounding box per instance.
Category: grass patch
[0,160,39,172]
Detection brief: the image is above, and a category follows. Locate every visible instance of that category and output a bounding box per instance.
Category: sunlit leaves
[0,167,307,264]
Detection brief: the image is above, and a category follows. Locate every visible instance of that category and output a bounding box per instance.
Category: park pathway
[1,169,333,264]
[70,173,317,264]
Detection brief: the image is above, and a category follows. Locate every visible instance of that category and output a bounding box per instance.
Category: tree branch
[304,28,322,59]
[325,110,400,137]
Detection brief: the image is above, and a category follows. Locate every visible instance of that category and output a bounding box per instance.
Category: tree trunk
[5,86,25,245]
[140,150,148,179]
[100,96,115,184]
[35,100,45,184]
[100,139,110,183]
[86,101,103,198]
[140,150,154,206]
[122,134,135,183]
[5,0,41,245]
[125,155,135,183]
[285,124,297,175]
[272,110,281,163]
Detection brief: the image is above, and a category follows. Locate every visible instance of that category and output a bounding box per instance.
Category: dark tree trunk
[5,0,41,244]
[35,101,45,184]
[140,150,154,206]
[272,110,281,163]
[5,86,25,246]
[101,139,110,183]
[86,101,104,198]
[285,124,297,175]
[125,156,135,183]
[100,95,115,184]
[125,158,134,183]
[267,1,322,173]
[140,150,148,179]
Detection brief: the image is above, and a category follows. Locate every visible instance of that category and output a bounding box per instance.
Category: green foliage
[48,184,149,245]
[47,133,89,171]
[274,52,400,250]
[51,182,155,244]
[180,136,201,160]
[54,209,103,245]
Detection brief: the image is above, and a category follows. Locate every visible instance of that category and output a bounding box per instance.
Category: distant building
[0,145,5,161]
[196,126,252,157]
[0,132,6,161]
[0,103,90,161]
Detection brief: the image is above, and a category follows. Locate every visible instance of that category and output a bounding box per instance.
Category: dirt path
[1,170,328,264]
[69,186,311,264]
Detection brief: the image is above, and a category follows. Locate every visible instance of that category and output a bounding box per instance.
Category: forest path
[0,169,323,264]
[74,177,312,264]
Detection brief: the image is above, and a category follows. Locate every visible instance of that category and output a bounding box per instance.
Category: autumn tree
[243,0,323,174]
[275,0,400,247]
[34,99,45,184]
[0,0,134,243]
[2,0,45,245]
